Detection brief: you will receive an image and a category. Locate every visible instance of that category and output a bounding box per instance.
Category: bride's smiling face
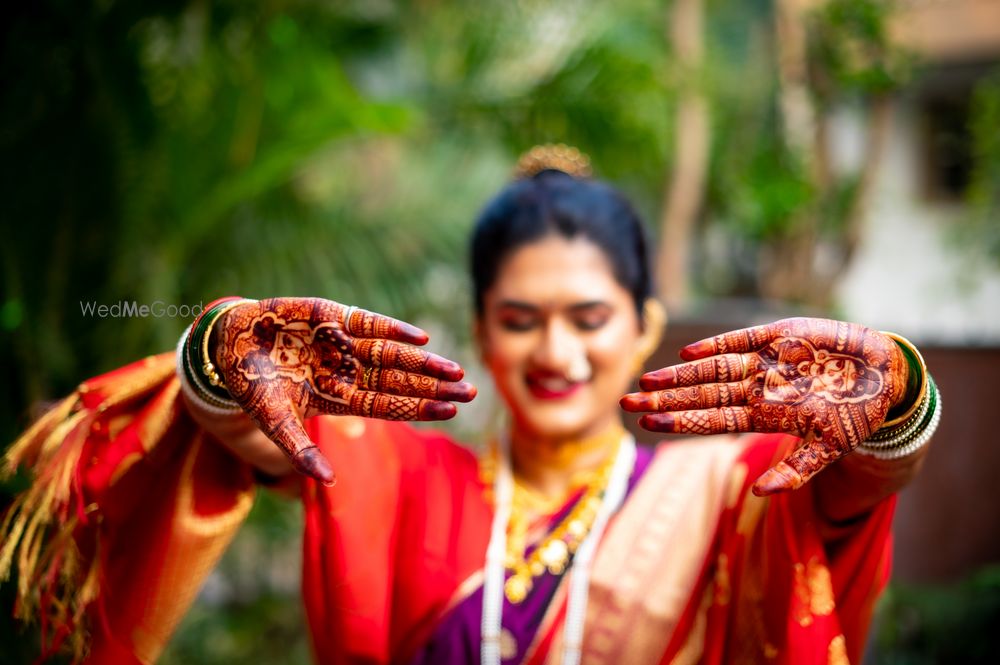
[478,234,643,440]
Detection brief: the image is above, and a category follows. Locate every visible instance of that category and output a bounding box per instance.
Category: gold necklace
[527,425,626,469]
[481,433,623,604]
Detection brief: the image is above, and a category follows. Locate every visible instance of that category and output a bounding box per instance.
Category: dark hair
[470,169,653,316]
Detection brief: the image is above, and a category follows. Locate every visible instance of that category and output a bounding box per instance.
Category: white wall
[834,100,1000,344]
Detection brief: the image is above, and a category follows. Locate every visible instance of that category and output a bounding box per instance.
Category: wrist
[184,297,255,404]
[176,326,242,415]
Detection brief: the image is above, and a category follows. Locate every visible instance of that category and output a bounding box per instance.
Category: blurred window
[917,60,996,202]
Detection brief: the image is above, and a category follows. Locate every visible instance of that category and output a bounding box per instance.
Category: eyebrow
[495,300,611,313]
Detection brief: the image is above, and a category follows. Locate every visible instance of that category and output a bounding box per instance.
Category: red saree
[1,353,894,664]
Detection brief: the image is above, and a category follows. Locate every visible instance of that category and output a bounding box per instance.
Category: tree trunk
[761,0,823,305]
[656,0,709,313]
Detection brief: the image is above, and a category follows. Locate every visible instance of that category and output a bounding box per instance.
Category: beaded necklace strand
[481,432,636,665]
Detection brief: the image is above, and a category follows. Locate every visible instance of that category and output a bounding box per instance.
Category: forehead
[485,234,629,306]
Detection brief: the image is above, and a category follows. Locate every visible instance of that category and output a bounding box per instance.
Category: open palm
[213,298,476,484]
[621,317,909,495]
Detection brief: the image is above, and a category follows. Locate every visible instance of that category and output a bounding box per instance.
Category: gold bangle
[201,299,254,389]
[879,331,928,429]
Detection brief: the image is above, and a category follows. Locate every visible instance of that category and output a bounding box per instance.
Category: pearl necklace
[481,433,637,665]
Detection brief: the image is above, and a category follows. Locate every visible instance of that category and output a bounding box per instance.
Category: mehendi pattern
[621,318,908,495]
[213,298,475,484]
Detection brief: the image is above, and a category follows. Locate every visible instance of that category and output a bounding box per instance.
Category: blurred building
[836,0,1000,343]
[829,0,1000,586]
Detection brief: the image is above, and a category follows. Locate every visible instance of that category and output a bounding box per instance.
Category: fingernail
[680,341,712,361]
[620,393,657,412]
[428,357,464,381]
[639,369,675,391]
[399,322,429,345]
[438,381,477,402]
[294,447,336,486]
[751,464,801,497]
[424,401,457,420]
[640,413,674,432]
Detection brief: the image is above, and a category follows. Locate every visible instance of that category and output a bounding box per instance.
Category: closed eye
[496,301,541,332]
[569,302,613,331]
[499,316,539,332]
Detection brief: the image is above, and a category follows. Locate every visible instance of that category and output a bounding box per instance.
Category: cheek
[587,326,640,386]
[483,332,534,379]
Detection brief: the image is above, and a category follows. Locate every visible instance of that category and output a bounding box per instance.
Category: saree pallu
[521,438,894,665]
[0,354,490,664]
[1,354,256,663]
[2,352,894,664]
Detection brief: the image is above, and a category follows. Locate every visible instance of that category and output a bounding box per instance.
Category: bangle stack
[856,333,942,460]
[176,297,255,415]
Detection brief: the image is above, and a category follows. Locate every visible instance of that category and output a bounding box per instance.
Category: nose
[531,319,585,374]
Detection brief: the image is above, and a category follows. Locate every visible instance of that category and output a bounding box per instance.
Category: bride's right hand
[210,298,477,485]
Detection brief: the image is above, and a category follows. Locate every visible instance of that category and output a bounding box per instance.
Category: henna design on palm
[214,298,477,485]
[620,318,909,496]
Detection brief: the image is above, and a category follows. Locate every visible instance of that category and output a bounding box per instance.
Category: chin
[514,404,598,440]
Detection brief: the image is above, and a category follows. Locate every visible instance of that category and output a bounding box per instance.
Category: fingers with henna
[751,436,844,496]
[678,323,774,361]
[259,298,429,346]
[637,407,754,435]
[621,381,752,413]
[342,305,429,345]
[352,339,465,381]
[345,390,458,421]
[640,353,759,391]
[358,367,477,402]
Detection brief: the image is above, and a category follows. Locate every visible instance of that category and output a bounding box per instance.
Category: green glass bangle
[186,299,245,401]
[865,375,938,449]
[177,326,241,411]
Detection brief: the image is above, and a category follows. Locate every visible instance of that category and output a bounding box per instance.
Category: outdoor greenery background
[1,1,998,663]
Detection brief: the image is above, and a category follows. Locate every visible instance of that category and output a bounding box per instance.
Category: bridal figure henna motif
[620,318,910,496]
[213,298,477,485]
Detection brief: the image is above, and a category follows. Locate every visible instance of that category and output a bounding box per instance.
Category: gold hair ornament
[514,144,592,180]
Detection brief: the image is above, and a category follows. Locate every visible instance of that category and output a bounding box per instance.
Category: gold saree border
[538,437,746,665]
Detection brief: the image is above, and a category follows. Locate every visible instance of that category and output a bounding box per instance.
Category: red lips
[525,372,585,400]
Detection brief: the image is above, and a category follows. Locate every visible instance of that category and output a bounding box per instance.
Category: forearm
[814,438,930,526]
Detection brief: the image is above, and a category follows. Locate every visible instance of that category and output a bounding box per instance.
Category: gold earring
[631,299,666,376]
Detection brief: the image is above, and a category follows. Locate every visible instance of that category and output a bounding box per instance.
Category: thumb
[247,381,336,486]
[751,432,845,496]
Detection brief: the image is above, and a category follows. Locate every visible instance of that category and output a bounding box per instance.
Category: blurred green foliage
[961,70,1000,264]
[0,0,683,446]
[869,566,1000,665]
[807,0,914,99]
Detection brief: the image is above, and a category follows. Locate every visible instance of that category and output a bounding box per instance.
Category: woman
[1,145,939,664]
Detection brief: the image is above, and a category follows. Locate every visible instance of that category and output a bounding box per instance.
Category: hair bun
[513,143,592,180]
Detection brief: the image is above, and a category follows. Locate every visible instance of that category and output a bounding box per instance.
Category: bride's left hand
[620,317,910,496]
